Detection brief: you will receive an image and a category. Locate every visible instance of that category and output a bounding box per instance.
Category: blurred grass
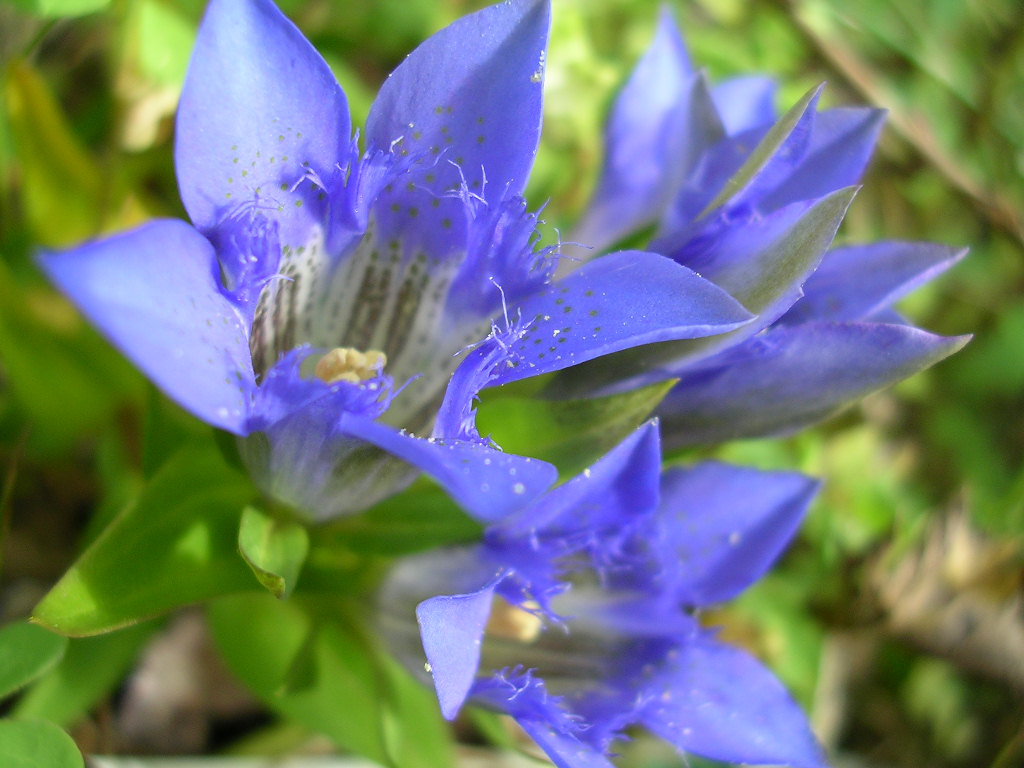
[0,0,1021,766]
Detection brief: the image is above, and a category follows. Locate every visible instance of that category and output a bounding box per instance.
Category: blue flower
[542,9,970,448]
[379,422,829,768]
[41,0,754,522]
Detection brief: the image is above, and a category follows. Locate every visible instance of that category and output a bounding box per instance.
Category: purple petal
[473,671,616,768]
[656,462,819,604]
[240,383,419,522]
[176,0,350,247]
[339,414,557,523]
[657,122,769,237]
[656,84,820,241]
[547,190,854,399]
[760,107,885,211]
[573,9,726,252]
[365,0,549,262]
[489,250,753,386]
[516,719,617,768]
[780,241,968,324]
[639,633,828,768]
[711,75,777,135]
[500,421,661,544]
[658,321,971,447]
[416,580,499,720]
[40,220,254,434]
[552,590,699,640]
[673,189,855,316]
[700,84,822,219]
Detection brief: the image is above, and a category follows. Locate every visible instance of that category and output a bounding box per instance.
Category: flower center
[314,347,387,384]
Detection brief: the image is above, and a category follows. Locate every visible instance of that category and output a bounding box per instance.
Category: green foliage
[208,592,454,768]
[5,59,135,247]
[0,719,83,768]
[318,479,482,558]
[478,378,674,476]
[32,441,255,636]
[13,624,155,727]
[0,621,67,699]
[0,260,144,456]
[6,0,109,19]
[238,505,310,599]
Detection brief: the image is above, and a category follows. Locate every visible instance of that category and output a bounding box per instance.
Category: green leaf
[380,654,455,768]
[318,479,482,558]
[732,573,825,708]
[5,60,103,246]
[33,442,255,636]
[478,379,675,476]
[7,0,109,18]
[466,707,518,751]
[0,720,83,768]
[699,84,823,219]
[209,592,455,767]
[126,0,195,87]
[0,622,67,700]
[238,506,309,599]
[13,624,155,727]
[207,593,391,764]
[0,261,144,456]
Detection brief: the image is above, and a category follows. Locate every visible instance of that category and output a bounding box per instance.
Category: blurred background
[0,0,1021,766]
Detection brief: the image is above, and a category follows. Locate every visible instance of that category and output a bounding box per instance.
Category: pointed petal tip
[416,582,498,720]
[39,220,255,435]
[177,0,350,240]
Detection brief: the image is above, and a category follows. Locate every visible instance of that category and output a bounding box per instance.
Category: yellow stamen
[314,347,387,384]
[486,597,543,642]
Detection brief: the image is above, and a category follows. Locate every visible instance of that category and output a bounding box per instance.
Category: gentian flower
[379,421,829,768]
[41,0,755,521]
[542,9,970,448]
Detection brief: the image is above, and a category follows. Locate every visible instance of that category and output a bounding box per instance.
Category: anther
[315,347,387,384]
[485,597,543,643]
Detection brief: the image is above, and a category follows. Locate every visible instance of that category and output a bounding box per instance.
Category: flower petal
[639,633,828,768]
[658,321,971,448]
[780,241,968,324]
[490,250,753,387]
[40,220,254,434]
[473,672,617,768]
[657,122,769,237]
[339,414,558,523]
[671,189,856,318]
[367,0,548,195]
[416,579,499,720]
[759,107,885,212]
[500,421,661,544]
[693,83,821,222]
[241,392,419,523]
[176,0,350,246]
[655,462,819,604]
[548,189,854,398]
[711,75,777,135]
[572,9,725,252]
[516,719,617,768]
[364,0,549,262]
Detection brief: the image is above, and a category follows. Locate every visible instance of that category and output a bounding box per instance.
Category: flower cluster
[475,7,968,451]
[41,0,967,766]
[380,422,827,767]
[42,0,752,523]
